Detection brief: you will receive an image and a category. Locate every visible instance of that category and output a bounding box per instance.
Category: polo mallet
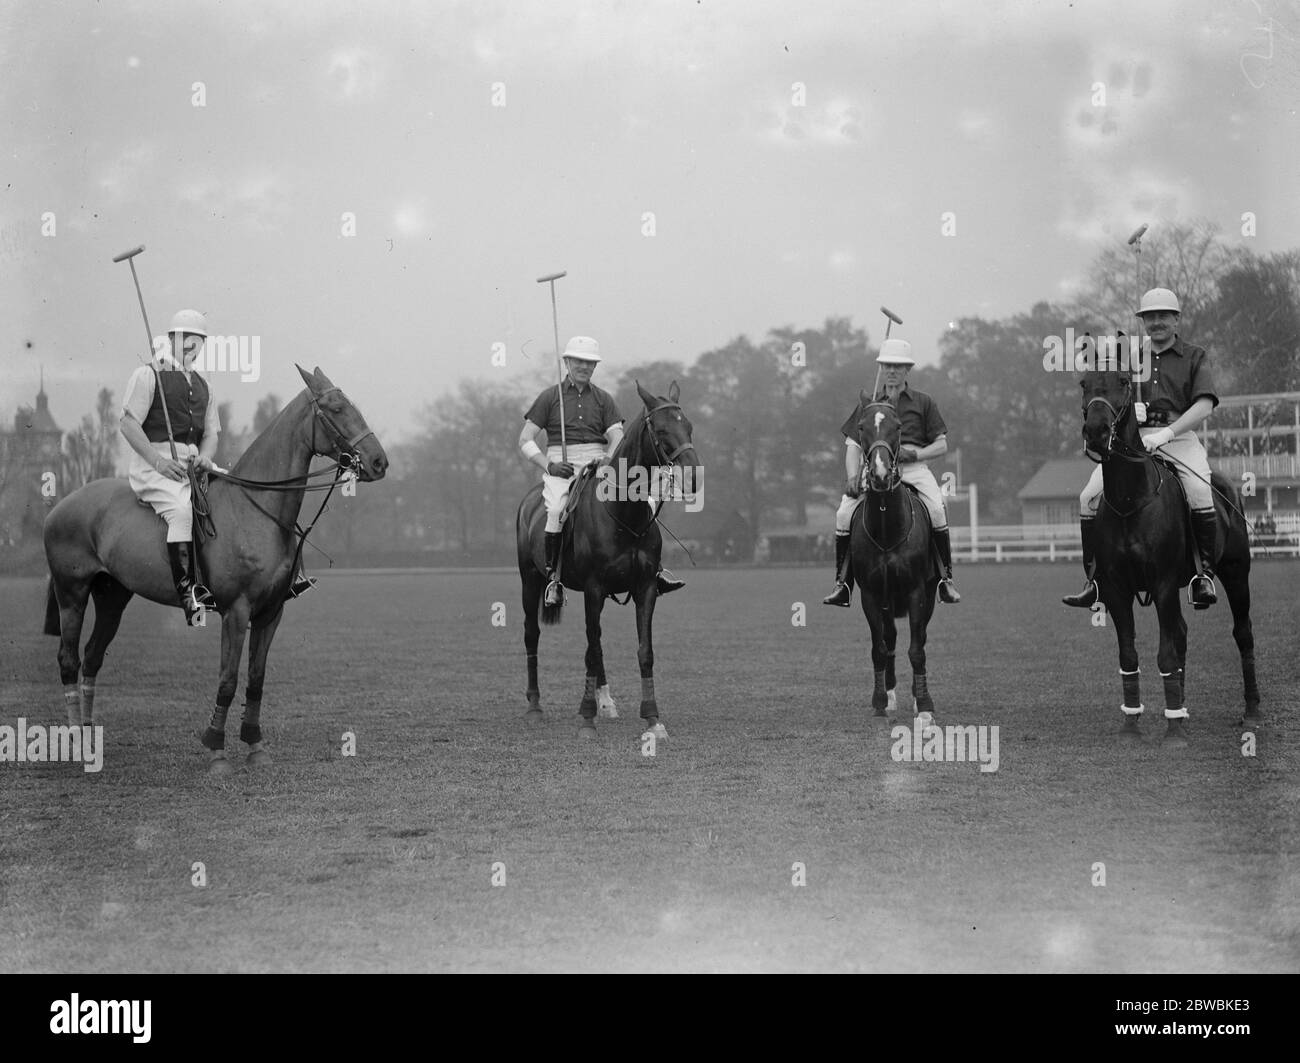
[871,305,904,399]
[1127,223,1148,422]
[113,245,179,464]
[537,270,568,465]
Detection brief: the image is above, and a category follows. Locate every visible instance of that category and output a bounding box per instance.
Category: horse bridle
[860,402,902,493]
[309,387,377,473]
[641,401,699,497]
[1083,381,1142,464]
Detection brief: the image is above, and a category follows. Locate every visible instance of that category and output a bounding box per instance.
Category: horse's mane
[228,388,310,477]
[610,400,653,465]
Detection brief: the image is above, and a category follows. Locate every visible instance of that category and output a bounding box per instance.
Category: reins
[191,386,370,574]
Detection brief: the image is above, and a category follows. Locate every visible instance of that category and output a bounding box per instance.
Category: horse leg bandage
[240,688,263,746]
[79,677,97,725]
[579,675,598,719]
[1161,670,1187,718]
[202,696,233,751]
[63,685,81,726]
[1120,668,1141,710]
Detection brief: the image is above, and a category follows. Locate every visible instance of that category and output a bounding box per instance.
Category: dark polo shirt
[1144,337,1218,422]
[840,385,947,448]
[524,378,623,447]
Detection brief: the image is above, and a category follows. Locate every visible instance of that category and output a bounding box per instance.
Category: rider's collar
[154,351,195,372]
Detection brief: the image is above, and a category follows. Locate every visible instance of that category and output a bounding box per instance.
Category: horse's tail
[541,599,563,626]
[43,576,61,636]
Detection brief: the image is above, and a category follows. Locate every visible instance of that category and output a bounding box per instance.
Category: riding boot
[1189,510,1219,609]
[543,530,564,607]
[822,534,853,607]
[934,527,961,603]
[655,567,685,594]
[1062,518,1099,608]
[166,541,212,626]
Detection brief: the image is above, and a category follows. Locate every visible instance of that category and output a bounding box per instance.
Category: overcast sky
[3,0,1297,445]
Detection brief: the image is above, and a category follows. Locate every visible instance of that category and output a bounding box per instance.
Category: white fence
[952,517,1300,562]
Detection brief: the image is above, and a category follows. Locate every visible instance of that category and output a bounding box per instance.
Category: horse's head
[1079,368,1134,463]
[295,365,389,481]
[635,380,701,499]
[856,389,902,493]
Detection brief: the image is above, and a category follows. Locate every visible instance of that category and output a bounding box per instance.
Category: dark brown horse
[1080,369,1259,742]
[42,366,387,772]
[849,395,939,720]
[516,382,700,739]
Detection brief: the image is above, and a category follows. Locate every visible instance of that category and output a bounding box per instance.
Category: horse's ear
[668,380,680,404]
[859,388,871,406]
[312,367,336,390]
[295,364,317,391]
[636,381,655,407]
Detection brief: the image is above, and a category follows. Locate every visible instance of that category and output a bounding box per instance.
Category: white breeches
[128,442,198,542]
[835,462,948,533]
[1080,429,1213,515]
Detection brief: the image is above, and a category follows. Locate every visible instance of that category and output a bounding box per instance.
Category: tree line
[20,219,1298,566]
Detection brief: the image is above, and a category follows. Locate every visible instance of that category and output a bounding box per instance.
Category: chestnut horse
[42,366,387,772]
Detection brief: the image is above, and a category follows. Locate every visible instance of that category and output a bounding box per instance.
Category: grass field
[1,562,1297,972]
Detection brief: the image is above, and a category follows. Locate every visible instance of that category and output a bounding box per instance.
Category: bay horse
[849,394,939,720]
[42,365,387,772]
[516,381,700,740]
[1079,368,1259,742]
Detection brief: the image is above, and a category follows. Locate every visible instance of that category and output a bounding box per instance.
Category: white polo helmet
[876,338,915,365]
[563,335,601,362]
[1137,288,1180,315]
[167,308,208,337]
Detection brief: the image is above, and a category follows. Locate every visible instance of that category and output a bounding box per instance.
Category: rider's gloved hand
[1142,428,1175,453]
[845,474,862,499]
[547,461,575,478]
[896,446,920,464]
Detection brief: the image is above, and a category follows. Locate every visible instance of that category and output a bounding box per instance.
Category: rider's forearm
[199,434,218,462]
[1166,397,1214,437]
[519,437,550,471]
[121,415,163,469]
[844,440,862,483]
[913,437,948,461]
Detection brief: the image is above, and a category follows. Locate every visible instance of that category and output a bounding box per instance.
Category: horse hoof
[577,725,597,741]
[887,689,897,714]
[1163,724,1188,748]
[207,756,232,776]
[646,722,668,740]
[1241,708,1264,726]
[247,749,272,769]
[1119,724,1143,739]
[524,708,544,724]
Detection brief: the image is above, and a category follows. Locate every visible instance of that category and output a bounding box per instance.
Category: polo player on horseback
[119,309,313,626]
[518,335,684,608]
[823,338,961,607]
[1063,287,1220,610]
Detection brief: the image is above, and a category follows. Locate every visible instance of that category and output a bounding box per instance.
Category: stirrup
[1189,574,1217,609]
[822,582,852,607]
[655,569,685,594]
[180,586,209,626]
[544,578,565,607]
[1062,579,1098,608]
[288,573,317,599]
[190,582,216,608]
[938,578,961,604]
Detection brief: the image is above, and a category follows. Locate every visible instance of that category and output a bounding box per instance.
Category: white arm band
[521,440,543,461]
